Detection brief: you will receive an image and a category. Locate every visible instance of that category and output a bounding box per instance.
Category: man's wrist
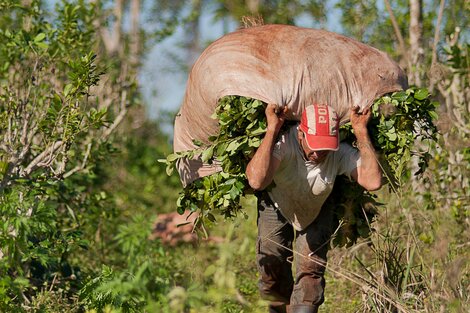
[265,127,280,139]
[353,126,368,136]
[266,124,281,134]
[353,141,375,150]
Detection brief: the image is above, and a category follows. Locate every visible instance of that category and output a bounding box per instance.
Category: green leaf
[429,111,438,120]
[226,140,240,152]
[392,91,408,102]
[0,161,8,176]
[248,137,261,148]
[206,213,216,222]
[414,89,429,100]
[13,277,30,288]
[63,84,73,97]
[192,139,204,147]
[36,42,49,49]
[157,158,168,164]
[229,186,239,199]
[249,127,266,136]
[201,146,214,163]
[168,153,185,163]
[34,33,46,42]
[166,164,174,176]
[208,135,218,142]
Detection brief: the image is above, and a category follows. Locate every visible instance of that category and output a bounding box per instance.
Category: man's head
[297,104,339,163]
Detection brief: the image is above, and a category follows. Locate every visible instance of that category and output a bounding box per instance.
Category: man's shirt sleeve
[337,143,361,179]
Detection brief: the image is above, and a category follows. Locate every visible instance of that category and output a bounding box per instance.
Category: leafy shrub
[0,1,115,310]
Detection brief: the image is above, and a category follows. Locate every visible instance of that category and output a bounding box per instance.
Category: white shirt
[268,126,361,231]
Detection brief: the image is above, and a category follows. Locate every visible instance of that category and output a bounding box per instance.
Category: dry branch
[430,0,446,70]
[384,0,407,60]
[21,141,64,177]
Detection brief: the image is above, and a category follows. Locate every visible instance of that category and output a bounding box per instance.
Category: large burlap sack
[173,24,408,186]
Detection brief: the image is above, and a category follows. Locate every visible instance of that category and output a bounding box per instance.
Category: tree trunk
[246,0,261,14]
[185,0,202,67]
[130,0,141,70]
[384,0,408,70]
[409,0,424,86]
[92,0,123,56]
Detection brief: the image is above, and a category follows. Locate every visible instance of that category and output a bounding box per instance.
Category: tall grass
[324,182,468,313]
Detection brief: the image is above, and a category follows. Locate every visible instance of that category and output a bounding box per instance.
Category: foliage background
[0,0,468,312]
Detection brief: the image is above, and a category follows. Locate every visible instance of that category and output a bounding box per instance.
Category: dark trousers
[256,191,335,308]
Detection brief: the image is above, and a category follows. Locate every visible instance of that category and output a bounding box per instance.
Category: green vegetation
[160,96,267,232]
[0,0,468,312]
[161,88,439,247]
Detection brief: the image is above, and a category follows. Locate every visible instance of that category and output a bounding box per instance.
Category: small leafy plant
[161,88,439,244]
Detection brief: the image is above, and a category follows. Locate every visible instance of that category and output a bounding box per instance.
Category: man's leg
[256,191,294,311]
[290,205,335,312]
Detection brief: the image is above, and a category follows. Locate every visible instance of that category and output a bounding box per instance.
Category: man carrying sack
[246,103,382,313]
[172,24,406,312]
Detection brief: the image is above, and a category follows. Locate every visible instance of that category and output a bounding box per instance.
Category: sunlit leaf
[414,89,429,100]
[34,33,46,42]
[201,146,214,163]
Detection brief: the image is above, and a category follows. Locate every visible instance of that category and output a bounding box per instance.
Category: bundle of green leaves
[162,97,266,234]
[161,88,438,244]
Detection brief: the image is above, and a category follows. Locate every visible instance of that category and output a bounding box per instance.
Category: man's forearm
[355,130,382,191]
[245,128,278,190]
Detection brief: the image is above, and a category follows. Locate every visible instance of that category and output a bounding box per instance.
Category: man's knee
[291,254,326,306]
[297,254,326,276]
[258,255,293,302]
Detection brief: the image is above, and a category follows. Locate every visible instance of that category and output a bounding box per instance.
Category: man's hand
[350,105,371,135]
[266,103,288,135]
[349,105,382,191]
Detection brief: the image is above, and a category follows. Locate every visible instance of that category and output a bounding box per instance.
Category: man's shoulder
[338,142,356,152]
[280,121,299,135]
[276,123,298,143]
[330,142,358,162]
[334,142,361,166]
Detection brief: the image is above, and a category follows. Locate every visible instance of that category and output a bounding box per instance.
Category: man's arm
[349,106,382,191]
[245,103,287,190]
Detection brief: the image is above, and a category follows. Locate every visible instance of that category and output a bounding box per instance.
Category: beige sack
[173,24,408,186]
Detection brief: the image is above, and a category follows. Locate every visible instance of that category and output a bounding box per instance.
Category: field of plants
[0,0,468,312]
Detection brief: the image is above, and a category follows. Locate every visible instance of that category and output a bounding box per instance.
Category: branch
[63,141,92,178]
[0,143,9,153]
[21,140,64,177]
[20,109,31,146]
[113,0,124,56]
[431,0,446,67]
[129,0,140,67]
[51,140,70,177]
[7,114,13,147]
[429,0,447,92]
[384,0,407,58]
[101,89,128,140]
[91,0,123,55]
[409,0,424,86]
